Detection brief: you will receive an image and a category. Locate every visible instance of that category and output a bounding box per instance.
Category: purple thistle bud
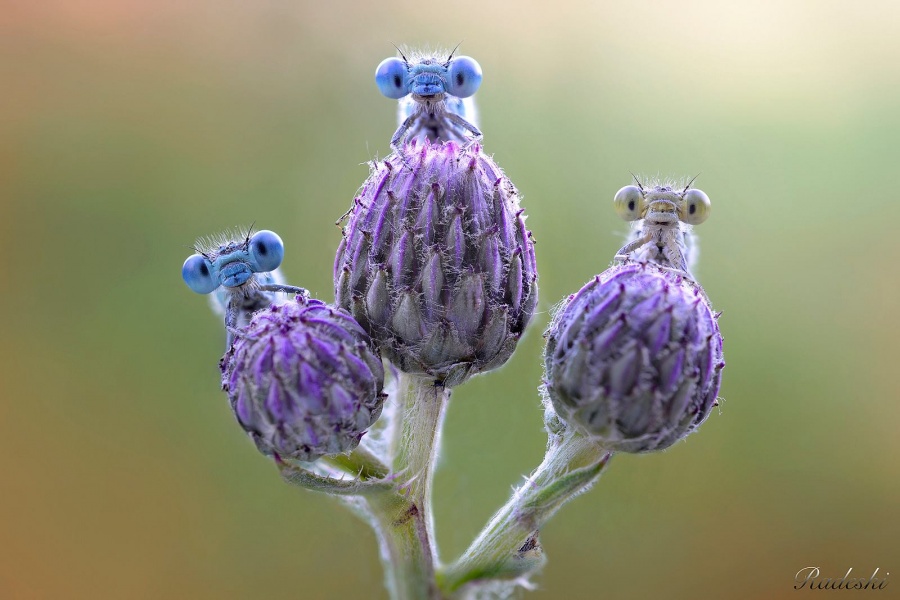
[220,296,386,462]
[335,141,538,387]
[543,262,724,453]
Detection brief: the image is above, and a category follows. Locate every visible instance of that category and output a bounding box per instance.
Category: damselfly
[182,228,307,344]
[613,177,711,278]
[375,46,483,154]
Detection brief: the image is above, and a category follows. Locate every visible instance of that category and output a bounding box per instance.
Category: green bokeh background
[3,1,899,598]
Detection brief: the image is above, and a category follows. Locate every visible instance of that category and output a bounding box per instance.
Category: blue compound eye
[248,230,284,272]
[182,254,218,294]
[447,56,482,98]
[375,57,409,99]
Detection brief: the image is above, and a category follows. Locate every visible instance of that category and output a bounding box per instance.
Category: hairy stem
[359,372,449,600]
[366,492,441,600]
[392,373,450,565]
[440,431,611,595]
[278,459,392,496]
[324,445,390,480]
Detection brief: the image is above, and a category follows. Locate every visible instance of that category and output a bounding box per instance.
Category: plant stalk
[440,431,611,594]
[364,372,451,600]
[366,492,442,600]
[392,374,450,564]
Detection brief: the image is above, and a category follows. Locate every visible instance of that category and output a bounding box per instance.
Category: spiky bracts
[335,141,537,387]
[220,296,386,462]
[543,262,724,453]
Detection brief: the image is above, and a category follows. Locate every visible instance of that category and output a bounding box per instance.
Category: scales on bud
[543,262,724,453]
[220,296,386,462]
[335,141,538,387]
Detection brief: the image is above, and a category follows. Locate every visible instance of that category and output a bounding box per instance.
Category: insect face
[408,60,448,99]
[182,230,286,294]
[376,54,483,102]
[642,191,682,225]
[216,255,254,289]
[614,185,710,226]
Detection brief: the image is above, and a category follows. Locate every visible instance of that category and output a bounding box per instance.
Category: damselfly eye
[249,230,284,272]
[613,186,645,221]
[375,57,409,99]
[447,56,482,98]
[681,189,711,225]
[182,254,218,294]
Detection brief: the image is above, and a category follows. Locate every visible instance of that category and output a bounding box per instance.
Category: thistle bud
[543,263,724,453]
[335,141,538,387]
[220,296,386,462]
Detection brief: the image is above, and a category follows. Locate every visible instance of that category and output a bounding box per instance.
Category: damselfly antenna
[446,41,463,64]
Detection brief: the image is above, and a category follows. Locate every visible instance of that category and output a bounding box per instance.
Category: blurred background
[2,0,899,598]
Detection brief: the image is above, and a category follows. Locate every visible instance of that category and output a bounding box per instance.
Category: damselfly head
[182,229,285,294]
[375,48,482,102]
[614,180,711,226]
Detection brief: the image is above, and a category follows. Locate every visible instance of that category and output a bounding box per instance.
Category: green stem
[439,431,611,594]
[279,372,450,598]
[366,492,441,600]
[391,373,450,565]
[278,460,392,496]
[363,372,450,600]
[324,445,390,480]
